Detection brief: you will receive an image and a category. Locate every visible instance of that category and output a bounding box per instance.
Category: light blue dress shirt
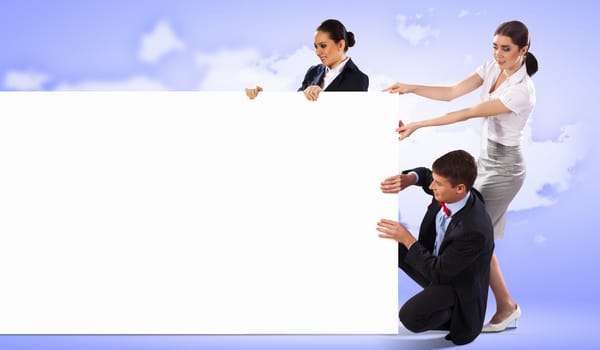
[433,191,471,256]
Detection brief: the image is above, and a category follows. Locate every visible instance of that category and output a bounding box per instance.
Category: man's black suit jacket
[297,58,369,92]
[399,167,494,345]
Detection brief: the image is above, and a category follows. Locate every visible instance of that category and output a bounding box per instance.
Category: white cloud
[458,10,470,18]
[516,123,586,210]
[4,70,51,90]
[396,14,440,46]
[138,20,185,64]
[54,76,167,90]
[195,46,316,91]
[534,234,547,245]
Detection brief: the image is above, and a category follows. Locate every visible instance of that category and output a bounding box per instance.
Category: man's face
[429,172,462,203]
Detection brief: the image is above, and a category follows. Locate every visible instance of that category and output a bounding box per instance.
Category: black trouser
[399,284,455,332]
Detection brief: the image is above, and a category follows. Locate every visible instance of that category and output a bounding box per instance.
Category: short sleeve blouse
[475,61,536,146]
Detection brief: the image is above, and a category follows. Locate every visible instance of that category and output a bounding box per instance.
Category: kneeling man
[377,150,494,345]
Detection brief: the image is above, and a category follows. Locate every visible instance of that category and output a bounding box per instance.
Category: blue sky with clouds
[1,0,599,348]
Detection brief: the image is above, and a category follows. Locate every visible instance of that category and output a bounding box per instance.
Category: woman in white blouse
[382,20,538,333]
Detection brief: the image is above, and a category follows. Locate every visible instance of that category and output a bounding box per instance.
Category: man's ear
[456,184,467,194]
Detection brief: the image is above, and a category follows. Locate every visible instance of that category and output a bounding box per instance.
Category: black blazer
[297,58,369,92]
[399,167,494,345]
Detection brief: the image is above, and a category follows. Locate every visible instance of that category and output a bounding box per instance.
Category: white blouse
[476,61,536,147]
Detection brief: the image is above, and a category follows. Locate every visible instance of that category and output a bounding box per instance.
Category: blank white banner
[0,92,399,334]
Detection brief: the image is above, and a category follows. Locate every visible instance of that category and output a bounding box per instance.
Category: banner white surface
[0,92,400,334]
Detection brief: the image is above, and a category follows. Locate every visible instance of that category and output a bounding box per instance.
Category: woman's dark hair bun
[346,31,356,47]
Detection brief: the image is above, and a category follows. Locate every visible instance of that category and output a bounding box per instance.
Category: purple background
[1,0,598,348]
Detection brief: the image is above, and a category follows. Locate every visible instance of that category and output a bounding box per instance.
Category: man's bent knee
[399,302,427,333]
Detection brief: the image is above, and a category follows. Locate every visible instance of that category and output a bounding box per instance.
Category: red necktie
[439,201,451,217]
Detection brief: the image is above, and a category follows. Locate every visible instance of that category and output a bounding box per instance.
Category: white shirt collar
[325,57,349,74]
[503,62,528,85]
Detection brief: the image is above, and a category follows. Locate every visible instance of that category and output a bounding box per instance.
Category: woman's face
[493,34,528,73]
[313,31,346,68]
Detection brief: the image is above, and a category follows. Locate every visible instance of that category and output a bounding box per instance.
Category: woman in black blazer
[245,19,369,101]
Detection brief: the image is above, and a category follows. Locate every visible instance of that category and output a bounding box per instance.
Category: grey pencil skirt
[474,139,526,240]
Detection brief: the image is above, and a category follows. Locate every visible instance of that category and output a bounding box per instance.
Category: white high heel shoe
[481,305,521,333]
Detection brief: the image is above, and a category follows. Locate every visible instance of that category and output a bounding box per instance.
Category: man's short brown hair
[432,150,477,191]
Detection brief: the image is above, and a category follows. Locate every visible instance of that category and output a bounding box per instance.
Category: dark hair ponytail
[524,52,538,77]
[317,19,355,52]
[495,20,538,76]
